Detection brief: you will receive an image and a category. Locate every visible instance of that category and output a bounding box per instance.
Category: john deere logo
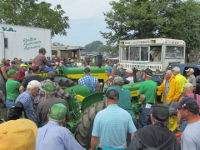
[1,27,16,32]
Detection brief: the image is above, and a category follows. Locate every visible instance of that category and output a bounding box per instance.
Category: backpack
[7,102,23,120]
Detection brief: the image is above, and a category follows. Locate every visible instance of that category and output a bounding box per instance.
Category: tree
[84,40,118,55]
[102,0,200,52]
[0,0,69,36]
[85,41,104,52]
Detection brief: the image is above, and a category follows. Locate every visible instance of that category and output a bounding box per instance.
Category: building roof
[63,47,85,51]
[51,45,85,51]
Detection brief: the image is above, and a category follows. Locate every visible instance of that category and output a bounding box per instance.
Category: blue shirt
[36,121,85,150]
[78,75,98,93]
[92,104,137,148]
[15,91,38,125]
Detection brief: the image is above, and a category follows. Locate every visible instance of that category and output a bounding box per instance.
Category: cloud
[40,0,113,20]
[39,0,117,46]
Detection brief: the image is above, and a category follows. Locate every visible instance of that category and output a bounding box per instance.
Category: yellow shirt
[175,74,188,93]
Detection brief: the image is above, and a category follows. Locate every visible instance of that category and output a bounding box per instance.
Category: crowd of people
[0,47,200,150]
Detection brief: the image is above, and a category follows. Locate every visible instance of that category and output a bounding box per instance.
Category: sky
[41,0,115,46]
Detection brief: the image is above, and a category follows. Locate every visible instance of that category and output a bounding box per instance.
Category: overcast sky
[41,0,115,46]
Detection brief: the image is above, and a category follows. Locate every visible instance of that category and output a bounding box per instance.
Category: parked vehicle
[119,38,186,72]
[0,24,51,61]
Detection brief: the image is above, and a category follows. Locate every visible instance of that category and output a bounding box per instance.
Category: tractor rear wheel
[75,101,105,148]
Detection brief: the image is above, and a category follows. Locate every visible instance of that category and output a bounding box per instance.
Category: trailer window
[122,47,129,60]
[150,46,161,62]
[130,47,139,61]
[166,46,184,59]
[141,47,148,61]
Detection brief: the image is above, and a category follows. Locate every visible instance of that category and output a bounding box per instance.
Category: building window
[52,50,58,56]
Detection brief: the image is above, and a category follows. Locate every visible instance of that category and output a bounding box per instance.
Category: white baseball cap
[126,68,133,74]
[185,68,194,73]
[172,67,180,73]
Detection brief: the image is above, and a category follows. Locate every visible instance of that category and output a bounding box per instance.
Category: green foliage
[0,0,69,36]
[84,40,118,54]
[102,0,200,52]
[85,41,104,52]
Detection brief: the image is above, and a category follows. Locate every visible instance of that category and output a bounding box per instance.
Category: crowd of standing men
[0,47,200,150]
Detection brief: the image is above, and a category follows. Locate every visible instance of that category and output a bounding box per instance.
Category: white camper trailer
[0,24,51,61]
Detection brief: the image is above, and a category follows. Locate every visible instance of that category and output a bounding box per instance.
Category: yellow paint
[130,90,139,97]
[76,95,85,101]
[167,115,178,131]
[67,73,109,81]
[39,72,109,81]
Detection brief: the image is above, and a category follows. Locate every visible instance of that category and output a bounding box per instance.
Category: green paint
[1,27,16,32]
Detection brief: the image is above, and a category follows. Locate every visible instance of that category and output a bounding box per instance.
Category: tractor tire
[75,101,105,148]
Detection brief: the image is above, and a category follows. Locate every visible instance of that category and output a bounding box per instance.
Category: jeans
[5,100,15,109]
[139,104,152,128]
[42,66,54,72]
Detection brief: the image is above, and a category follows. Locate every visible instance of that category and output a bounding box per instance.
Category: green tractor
[40,65,112,84]
[63,80,178,149]
[62,81,144,149]
[39,65,144,148]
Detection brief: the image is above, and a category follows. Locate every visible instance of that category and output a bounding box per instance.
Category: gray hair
[166,70,172,75]
[172,67,180,73]
[184,83,193,90]
[27,80,41,90]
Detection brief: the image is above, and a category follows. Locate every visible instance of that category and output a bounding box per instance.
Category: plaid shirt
[34,79,69,104]
[78,75,98,93]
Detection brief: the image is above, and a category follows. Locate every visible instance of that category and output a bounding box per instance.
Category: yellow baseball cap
[0,119,37,150]
[20,64,28,68]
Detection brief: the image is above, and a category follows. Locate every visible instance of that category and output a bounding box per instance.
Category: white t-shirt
[181,120,200,150]
[126,77,134,83]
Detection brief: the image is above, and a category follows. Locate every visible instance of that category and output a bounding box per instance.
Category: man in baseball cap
[138,68,157,127]
[126,68,134,83]
[5,69,21,108]
[16,64,28,82]
[128,104,180,150]
[186,68,196,88]
[106,76,135,121]
[32,48,51,69]
[172,66,188,93]
[36,103,85,150]
[177,97,200,150]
